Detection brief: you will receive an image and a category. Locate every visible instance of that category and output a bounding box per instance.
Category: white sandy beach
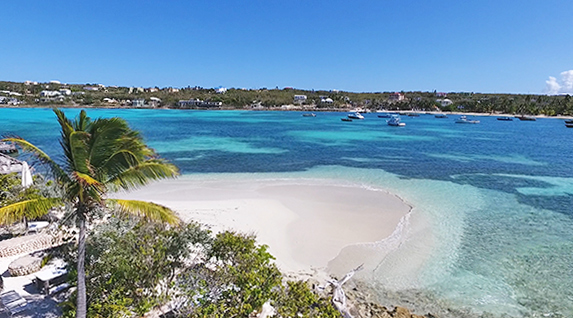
[115,176,412,277]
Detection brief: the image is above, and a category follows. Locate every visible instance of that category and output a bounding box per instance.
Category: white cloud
[545,70,573,95]
[561,70,573,93]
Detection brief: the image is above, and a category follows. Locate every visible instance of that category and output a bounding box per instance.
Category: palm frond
[107,199,180,225]
[53,108,75,136]
[107,161,179,190]
[69,131,91,173]
[74,110,92,131]
[72,171,102,188]
[0,198,62,225]
[53,108,82,173]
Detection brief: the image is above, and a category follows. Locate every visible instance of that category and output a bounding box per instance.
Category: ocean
[2,108,572,317]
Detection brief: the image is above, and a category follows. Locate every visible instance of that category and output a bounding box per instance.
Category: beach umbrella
[21,161,33,188]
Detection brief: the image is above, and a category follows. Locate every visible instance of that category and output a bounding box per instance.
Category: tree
[175,230,341,318]
[0,172,58,230]
[0,109,180,318]
[178,231,283,317]
[61,219,212,317]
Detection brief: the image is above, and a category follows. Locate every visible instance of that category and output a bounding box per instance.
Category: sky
[1,1,572,94]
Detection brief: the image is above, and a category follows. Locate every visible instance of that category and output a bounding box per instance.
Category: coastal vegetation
[0,172,57,235]
[59,218,340,317]
[1,80,573,116]
[0,109,180,318]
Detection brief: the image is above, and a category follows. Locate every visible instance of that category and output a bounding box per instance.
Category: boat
[566,123,573,128]
[564,119,573,124]
[341,118,353,122]
[387,115,405,126]
[435,114,448,118]
[497,116,513,121]
[347,112,364,120]
[455,115,480,124]
[516,115,536,121]
[302,113,316,117]
[407,113,420,117]
[377,114,391,118]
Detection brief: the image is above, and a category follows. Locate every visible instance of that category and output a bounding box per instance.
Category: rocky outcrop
[326,279,436,318]
[354,302,436,318]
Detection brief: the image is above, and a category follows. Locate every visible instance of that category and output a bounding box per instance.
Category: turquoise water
[2,108,572,317]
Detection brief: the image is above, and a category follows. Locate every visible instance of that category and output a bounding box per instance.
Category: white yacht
[387,115,405,126]
[347,112,364,120]
[455,115,480,124]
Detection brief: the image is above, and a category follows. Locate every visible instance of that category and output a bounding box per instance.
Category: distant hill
[1,80,572,116]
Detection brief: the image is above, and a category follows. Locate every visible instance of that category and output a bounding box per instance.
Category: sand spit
[115,176,412,277]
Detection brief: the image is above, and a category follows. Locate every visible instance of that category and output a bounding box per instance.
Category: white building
[294,95,307,103]
[103,98,118,103]
[40,90,61,97]
[388,92,405,101]
[59,89,72,96]
[132,99,145,107]
[215,86,227,94]
[129,87,144,94]
[149,97,162,107]
[437,99,453,107]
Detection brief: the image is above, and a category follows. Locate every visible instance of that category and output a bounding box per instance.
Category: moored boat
[377,114,391,118]
[566,123,573,128]
[455,115,480,124]
[302,113,316,117]
[435,114,448,118]
[347,112,364,120]
[341,118,353,122]
[387,115,405,126]
[516,115,536,121]
[497,116,513,121]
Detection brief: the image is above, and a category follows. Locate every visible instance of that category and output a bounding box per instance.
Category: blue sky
[1,1,572,94]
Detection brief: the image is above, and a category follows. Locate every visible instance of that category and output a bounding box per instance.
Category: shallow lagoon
[2,108,572,317]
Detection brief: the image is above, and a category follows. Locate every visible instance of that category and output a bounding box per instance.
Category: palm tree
[0,109,180,318]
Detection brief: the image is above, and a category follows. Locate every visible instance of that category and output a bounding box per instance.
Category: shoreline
[114,176,413,278]
[1,105,572,120]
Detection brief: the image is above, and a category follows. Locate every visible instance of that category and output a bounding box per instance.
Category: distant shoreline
[2,104,573,119]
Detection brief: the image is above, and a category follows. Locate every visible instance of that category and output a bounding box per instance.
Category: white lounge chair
[0,290,28,316]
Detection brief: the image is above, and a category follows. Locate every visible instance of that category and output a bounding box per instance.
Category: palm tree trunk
[76,214,87,318]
